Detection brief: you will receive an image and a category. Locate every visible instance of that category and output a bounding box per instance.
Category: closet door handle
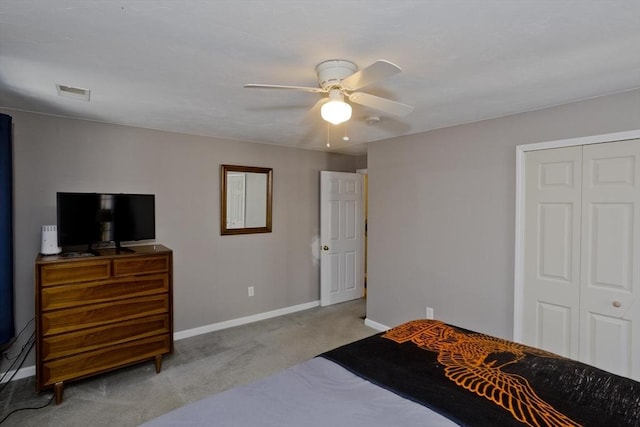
[322,245,329,251]
[612,301,622,308]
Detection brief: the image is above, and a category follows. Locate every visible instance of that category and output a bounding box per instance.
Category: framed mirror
[220,164,273,235]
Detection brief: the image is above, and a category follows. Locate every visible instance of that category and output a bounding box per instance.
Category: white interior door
[227,173,245,228]
[523,146,582,359]
[320,171,364,306]
[579,139,640,379]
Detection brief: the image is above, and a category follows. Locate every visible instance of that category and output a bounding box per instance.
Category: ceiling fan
[244,59,414,125]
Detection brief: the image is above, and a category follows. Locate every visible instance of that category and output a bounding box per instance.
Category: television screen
[57,192,101,246]
[57,192,155,248]
[114,194,155,242]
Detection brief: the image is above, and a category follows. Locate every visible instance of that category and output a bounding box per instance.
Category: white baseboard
[173,300,320,341]
[1,300,321,383]
[364,317,390,332]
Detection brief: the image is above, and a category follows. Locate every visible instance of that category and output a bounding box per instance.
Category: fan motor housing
[316,60,357,90]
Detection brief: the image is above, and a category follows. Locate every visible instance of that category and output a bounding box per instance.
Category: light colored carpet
[0,298,374,427]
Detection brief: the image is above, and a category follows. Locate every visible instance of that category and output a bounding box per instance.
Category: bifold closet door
[579,139,640,380]
[523,146,582,360]
[523,139,640,381]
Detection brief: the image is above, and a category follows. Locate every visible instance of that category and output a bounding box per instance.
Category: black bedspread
[320,319,640,427]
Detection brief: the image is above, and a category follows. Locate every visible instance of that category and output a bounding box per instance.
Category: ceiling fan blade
[340,60,402,91]
[348,92,414,117]
[244,84,325,93]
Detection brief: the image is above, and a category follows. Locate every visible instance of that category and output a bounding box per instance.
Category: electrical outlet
[248,286,255,297]
[426,307,434,319]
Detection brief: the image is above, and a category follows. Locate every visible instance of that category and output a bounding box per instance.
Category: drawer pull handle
[612,301,622,308]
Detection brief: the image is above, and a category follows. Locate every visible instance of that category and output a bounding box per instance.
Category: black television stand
[114,242,134,254]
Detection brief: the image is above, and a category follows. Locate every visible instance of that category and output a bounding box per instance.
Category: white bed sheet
[140,357,459,426]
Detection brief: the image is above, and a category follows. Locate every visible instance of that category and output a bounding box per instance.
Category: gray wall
[354,155,368,170]
[5,110,357,350]
[366,89,640,339]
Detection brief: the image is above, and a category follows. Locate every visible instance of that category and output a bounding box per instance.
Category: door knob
[612,301,622,308]
[322,245,329,251]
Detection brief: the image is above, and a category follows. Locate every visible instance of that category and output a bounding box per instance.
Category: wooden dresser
[35,244,173,404]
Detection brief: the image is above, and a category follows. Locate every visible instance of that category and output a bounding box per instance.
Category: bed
[141,319,640,427]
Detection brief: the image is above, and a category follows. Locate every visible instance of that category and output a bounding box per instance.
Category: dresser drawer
[42,315,169,361]
[113,255,170,277]
[41,295,169,337]
[41,274,168,311]
[41,334,171,387]
[39,260,111,287]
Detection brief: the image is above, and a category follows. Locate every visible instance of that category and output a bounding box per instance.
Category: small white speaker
[41,225,62,255]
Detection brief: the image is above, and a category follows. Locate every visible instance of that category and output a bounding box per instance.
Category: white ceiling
[1,1,639,155]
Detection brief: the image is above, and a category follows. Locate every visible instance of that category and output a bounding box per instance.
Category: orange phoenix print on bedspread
[382,320,581,427]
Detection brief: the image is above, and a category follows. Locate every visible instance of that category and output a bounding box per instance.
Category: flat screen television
[57,192,155,251]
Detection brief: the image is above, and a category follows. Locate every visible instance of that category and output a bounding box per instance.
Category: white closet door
[523,146,582,359]
[580,139,640,380]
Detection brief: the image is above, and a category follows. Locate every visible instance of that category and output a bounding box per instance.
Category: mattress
[140,356,457,427]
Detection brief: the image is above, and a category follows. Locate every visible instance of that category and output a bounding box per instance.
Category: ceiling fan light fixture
[244,59,412,131]
[321,99,352,125]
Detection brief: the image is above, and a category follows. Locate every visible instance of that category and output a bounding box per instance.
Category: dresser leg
[155,355,162,373]
[54,382,64,404]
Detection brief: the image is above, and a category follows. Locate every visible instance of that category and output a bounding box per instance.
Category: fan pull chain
[326,122,331,147]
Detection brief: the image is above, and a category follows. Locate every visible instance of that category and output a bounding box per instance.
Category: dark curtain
[0,113,14,347]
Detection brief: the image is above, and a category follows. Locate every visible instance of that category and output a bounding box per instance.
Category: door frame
[513,129,640,342]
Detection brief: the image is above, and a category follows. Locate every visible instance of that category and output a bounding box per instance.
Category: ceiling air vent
[56,84,90,101]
